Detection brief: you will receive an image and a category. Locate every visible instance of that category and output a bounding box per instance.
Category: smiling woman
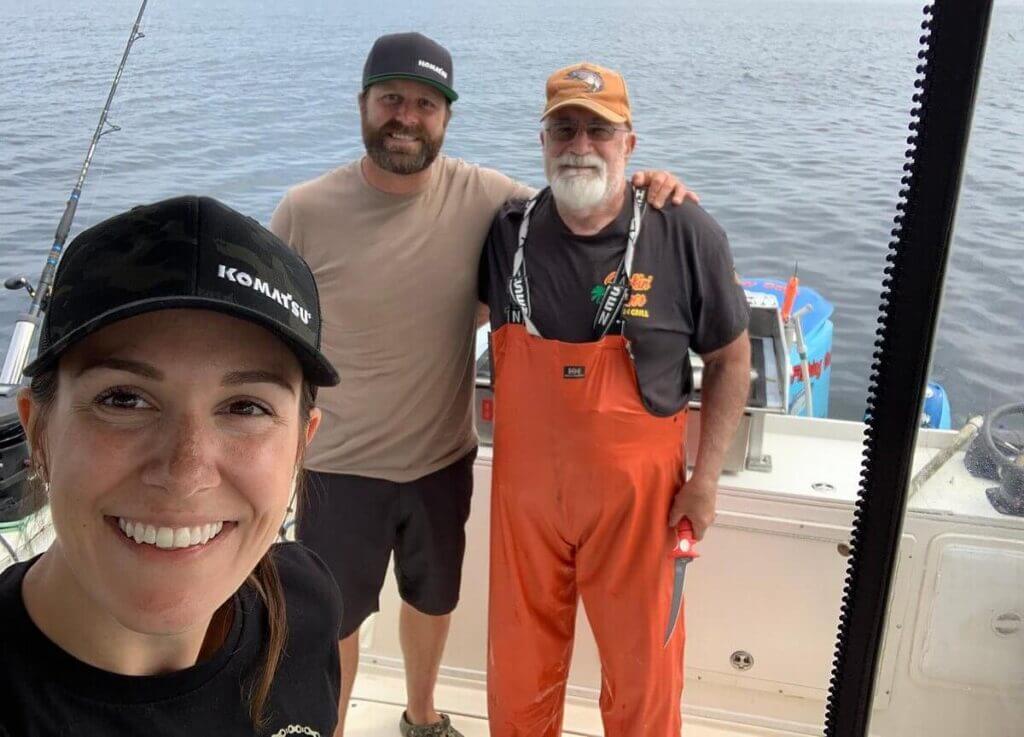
[0,196,343,737]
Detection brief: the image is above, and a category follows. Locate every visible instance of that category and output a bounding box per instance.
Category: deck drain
[993,611,1022,637]
[730,650,754,671]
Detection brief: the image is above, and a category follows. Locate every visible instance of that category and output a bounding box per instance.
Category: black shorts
[297,449,476,639]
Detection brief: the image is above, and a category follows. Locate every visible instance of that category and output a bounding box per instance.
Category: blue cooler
[922,382,952,429]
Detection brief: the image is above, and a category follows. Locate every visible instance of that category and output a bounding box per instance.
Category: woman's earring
[35,459,50,491]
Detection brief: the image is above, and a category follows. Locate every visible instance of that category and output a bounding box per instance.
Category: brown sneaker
[398,711,464,737]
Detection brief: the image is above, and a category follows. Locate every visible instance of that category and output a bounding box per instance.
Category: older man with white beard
[478,62,752,737]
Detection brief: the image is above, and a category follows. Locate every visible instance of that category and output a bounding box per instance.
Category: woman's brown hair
[243,380,316,730]
[26,370,317,731]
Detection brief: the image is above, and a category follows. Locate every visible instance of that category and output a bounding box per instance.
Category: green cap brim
[364,73,458,102]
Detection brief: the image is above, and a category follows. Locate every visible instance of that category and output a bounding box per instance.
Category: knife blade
[663,518,699,646]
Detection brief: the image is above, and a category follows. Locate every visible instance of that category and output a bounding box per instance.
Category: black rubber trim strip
[823,2,995,736]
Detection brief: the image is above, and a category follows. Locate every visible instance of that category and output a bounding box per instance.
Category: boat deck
[347,667,795,737]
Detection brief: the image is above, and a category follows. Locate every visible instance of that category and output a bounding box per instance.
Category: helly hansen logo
[418,59,448,79]
[511,278,527,309]
[508,274,531,315]
[217,264,312,325]
[563,366,586,379]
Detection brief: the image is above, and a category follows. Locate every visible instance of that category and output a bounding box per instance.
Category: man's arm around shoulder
[476,195,535,328]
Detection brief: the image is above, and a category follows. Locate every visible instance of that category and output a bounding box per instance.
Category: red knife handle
[672,518,700,560]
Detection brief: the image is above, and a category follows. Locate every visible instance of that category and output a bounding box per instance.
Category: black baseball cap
[23,196,340,387]
[362,32,457,102]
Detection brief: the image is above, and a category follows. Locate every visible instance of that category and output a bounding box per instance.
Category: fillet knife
[663,518,699,646]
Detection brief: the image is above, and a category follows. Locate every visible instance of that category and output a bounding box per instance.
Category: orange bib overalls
[487,190,688,737]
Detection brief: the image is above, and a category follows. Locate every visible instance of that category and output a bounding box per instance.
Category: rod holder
[0,317,40,388]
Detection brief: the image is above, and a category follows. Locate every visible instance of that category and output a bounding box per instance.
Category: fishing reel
[3,276,47,313]
[1,276,47,395]
[964,403,1024,516]
[4,276,37,299]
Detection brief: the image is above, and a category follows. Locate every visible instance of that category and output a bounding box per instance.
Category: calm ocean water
[1,0,1021,422]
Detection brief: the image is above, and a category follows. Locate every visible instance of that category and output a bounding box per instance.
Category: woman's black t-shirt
[0,542,342,736]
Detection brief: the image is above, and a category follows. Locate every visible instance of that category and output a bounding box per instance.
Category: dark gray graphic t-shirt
[479,186,750,416]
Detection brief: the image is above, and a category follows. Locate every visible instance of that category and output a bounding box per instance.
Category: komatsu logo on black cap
[217,264,312,325]
[417,59,448,79]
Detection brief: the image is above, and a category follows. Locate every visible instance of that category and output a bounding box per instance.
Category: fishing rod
[0,0,148,396]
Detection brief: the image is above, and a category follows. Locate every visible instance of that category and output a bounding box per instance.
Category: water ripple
[1,0,1021,423]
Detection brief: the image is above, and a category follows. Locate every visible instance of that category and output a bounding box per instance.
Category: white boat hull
[357,414,1023,736]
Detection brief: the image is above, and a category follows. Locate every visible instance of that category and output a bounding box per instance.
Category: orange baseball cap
[541,62,631,126]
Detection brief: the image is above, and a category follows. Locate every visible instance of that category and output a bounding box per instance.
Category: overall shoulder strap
[592,186,648,338]
[506,192,543,337]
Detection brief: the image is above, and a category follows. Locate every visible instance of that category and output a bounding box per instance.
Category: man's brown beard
[362,119,444,175]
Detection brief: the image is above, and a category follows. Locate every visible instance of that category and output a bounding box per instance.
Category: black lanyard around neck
[506,186,648,339]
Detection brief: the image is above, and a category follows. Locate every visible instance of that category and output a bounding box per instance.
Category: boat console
[688,293,790,473]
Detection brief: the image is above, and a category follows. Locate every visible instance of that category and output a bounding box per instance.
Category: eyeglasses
[544,120,629,143]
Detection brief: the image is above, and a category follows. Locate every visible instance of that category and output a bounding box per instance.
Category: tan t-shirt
[271,156,533,482]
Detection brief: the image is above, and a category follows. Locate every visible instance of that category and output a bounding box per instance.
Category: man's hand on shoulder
[631,170,700,209]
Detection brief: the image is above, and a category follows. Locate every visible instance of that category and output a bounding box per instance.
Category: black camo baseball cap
[23,195,340,386]
[362,32,457,102]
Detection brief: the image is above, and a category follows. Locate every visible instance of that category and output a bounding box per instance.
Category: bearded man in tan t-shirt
[270,32,692,737]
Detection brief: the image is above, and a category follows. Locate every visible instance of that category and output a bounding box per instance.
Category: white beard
[545,153,611,213]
